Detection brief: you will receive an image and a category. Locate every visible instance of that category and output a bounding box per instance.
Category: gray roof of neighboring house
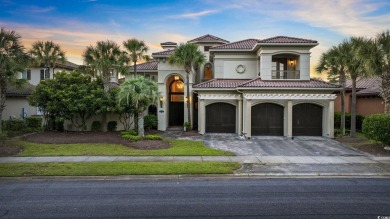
[129,60,158,71]
[161,42,177,45]
[188,34,230,44]
[345,76,382,96]
[6,84,35,97]
[193,78,339,89]
[211,39,260,50]
[257,36,318,44]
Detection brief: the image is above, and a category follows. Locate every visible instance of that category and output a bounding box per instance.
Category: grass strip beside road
[16,139,234,156]
[0,162,241,177]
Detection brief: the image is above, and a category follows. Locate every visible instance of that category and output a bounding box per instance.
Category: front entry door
[169,79,184,126]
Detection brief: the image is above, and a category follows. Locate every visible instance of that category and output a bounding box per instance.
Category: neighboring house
[3,61,79,120]
[334,76,384,115]
[130,34,340,138]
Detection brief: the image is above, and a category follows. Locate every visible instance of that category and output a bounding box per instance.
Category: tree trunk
[186,72,191,128]
[138,107,144,138]
[134,61,137,76]
[340,72,346,135]
[381,72,390,114]
[350,78,357,137]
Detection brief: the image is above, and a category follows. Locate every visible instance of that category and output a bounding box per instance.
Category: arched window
[170,80,184,102]
[204,63,212,80]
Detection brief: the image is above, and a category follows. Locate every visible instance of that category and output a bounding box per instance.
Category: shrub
[124,135,142,142]
[91,121,101,131]
[0,131,7,146]
[55,118,64,132]
[334,112,365,130]
[144,115,157,130]
[362,114,390,145]
[25,117,43,129]
[107,121,117,131]
[121,129,137,137]
[144,134,163,140]
[3,119,25,131]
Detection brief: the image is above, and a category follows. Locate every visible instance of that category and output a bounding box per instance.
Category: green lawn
[14,139,235,156]
[0,162,241,177]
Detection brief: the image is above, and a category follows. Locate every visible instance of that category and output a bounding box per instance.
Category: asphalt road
[1,177,389,218]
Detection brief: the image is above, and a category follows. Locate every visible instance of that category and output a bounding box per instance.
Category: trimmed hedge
[25,117,42,129]
[362,114,390,145]
[145,134,163,140]
[334,112,365,130]
[2,119,25,131]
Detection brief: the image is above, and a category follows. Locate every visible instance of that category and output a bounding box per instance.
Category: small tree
[117,76,159,137]
[0,28,29,133]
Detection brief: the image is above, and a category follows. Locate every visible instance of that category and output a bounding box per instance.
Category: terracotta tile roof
[161,42,177,45]
[193,78,339,89]
[152,49,175,56]
[211,39,259,50]
[356,87,381,96]
[130,60,158,71]
[6,84,35,96]
[188,34,229,44]
[346,76,381,89]
[239,78,339,88]
[258,36,318,44]
[193,79,249,88]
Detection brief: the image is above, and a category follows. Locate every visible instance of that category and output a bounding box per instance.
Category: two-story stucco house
[132,34,340,138]
[4,61,79,119]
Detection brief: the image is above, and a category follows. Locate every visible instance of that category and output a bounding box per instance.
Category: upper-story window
[271,54,299,79]
[40,69,50,80]
[204,46,211,52]
[204,63,212,80]
[27,69,31,80]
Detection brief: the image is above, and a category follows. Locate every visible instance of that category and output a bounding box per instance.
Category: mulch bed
[337,136,390,156]
[0,146,23,157]
[22,131,171,150]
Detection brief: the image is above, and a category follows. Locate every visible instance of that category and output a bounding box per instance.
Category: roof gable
[188,34,229,44]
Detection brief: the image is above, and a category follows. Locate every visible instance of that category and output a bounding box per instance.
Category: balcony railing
[271,70,300,79]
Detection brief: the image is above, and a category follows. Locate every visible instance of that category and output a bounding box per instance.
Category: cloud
[169,10,218,19]
[13,5,56,14]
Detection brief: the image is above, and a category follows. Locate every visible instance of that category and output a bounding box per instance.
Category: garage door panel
[293,103,322,136]
[206,103,236,133]
[251,103,284,136]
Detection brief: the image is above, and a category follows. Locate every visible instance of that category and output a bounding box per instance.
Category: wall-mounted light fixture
[162,58,166,63]
[174,76,179,81]
[159,97,164,108]
[289,58,294,66]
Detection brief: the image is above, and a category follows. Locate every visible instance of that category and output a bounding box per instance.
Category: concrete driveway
[179,134,365,156]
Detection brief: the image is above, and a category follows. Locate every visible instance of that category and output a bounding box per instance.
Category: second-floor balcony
[271,70,300,79]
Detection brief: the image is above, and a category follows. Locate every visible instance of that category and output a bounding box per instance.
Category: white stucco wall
[3,97,37,119]
[213,53,258,79]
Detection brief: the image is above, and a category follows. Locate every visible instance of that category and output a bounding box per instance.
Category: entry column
[328,100,334,138]
[287,100,293,138]
[199,99,205,135]
[242,99,251,138]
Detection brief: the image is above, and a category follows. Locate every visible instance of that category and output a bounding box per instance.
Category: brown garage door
[293,103,322,136]
[206,103,236,133]
[251,103,284,136]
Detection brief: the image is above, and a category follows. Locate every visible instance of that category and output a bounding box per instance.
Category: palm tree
[117,76,159,137]
[344,37,372,137]
[29,41,66,78]
[123,38,150,76]
[83,40,126,131]
[316,44,349,135]
[168,43,206,127]
[0,28,29,133]
[367,30,390,114]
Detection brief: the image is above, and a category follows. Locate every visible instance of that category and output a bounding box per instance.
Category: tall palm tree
[83,40,125,131]
[117,76,159,138]
[0,28,29,133]
[344,37,372,137]
[29,41,66,78]
[123,38,150,76]
[83,40,125,94]
[316,44,349,135]
[367,30,390,114]
[168,43,206,126]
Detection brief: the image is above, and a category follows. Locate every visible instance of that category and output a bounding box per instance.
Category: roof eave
[192,88,238,91]
[257,43,319,46]
[237,87,341,91]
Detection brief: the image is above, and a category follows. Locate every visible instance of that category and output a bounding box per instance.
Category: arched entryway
[206,102,236,133]
[168,77,184,126]
[251,103,284,136]
[293,103,323,136]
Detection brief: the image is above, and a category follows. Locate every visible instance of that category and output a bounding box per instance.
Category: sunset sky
[1,0,390,78]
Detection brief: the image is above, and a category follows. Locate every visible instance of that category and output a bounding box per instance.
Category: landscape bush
[334,112,365,130]
[107,121,117,131]
[25,117,43,129]
[91,121,101,131]
[144,115,157,130]
[362,114,390,145]
[144,134,163,141]
[3,119,25,131]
